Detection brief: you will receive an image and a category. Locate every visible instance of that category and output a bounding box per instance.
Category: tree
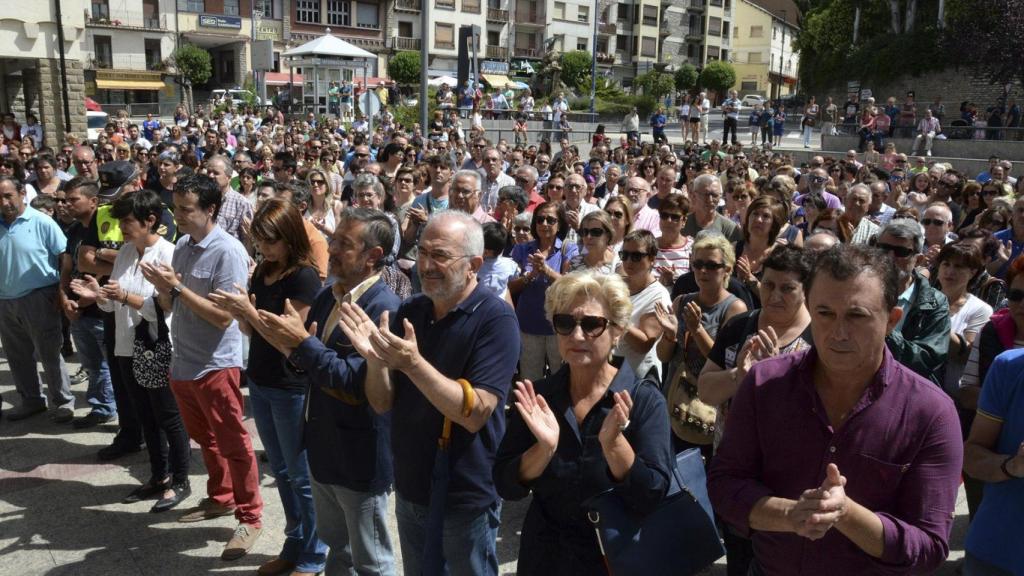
[945,0,1024,88]
[388,51,421,87]
[698,60,737,99]
[560,50,592,92]
[172,44,211,113]
[634,70,676,100]
[674,64,699,92]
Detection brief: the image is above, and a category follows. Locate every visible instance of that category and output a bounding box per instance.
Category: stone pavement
[1,349,968,575]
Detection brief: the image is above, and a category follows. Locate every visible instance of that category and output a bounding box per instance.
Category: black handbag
[587,447,726,576]
[132,297,172,389]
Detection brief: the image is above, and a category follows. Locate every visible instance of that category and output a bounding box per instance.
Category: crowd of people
[1,95,1023,576]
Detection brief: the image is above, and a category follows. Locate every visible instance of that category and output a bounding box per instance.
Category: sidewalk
[0,348,968,574]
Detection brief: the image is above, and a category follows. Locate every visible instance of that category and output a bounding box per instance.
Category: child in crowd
[477,221,519,304]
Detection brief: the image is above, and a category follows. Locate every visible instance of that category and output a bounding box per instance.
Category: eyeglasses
[536,215,558,226]
[937,180,956,188]
[309,179,327,186]
[875,242,917,258]
[579,227,606,238]
[513,226,531,234]
[890,176,906,182]
[691,259,726,271]
[418,249,469,266]
[355,153,370,158]
[396,177,414,184]
[607,210,625,220]
[810,176,827,185]
[982,189,1000,197]
[551,314,610,338]
[1008,288,1024,303]
[619,250,651,262]
[920,218,947,227]
[659,212,683,222]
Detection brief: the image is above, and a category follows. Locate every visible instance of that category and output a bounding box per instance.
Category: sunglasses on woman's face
[691,259,726,271]
[536,215,558,226]
[578,227,606,239]
[619,250,651,263]
[551,314,610,338]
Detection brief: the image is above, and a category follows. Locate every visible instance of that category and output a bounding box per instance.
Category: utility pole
[776,10,786,101]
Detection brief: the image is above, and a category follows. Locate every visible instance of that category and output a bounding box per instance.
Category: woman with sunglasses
[602,195,634,254]
[691,244,812,575]
[305,168,342,236]
[654,194,693,287]
[656,234,747,453]
[510,202,579,381]
[494,271,673,575]
[568,211,619,274]
[614,229,672,383]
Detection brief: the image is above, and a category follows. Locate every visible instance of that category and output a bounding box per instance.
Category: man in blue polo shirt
[340,211,520,576]
[0,175,75,421]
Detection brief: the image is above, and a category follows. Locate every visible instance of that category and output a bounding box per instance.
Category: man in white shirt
[699,92,712,144]
[478,147,514,215]
[125,124,152,150]
[722,90,742,146]
[911,109,941,157]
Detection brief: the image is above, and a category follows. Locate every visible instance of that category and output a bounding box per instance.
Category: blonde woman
[304,167,343,236]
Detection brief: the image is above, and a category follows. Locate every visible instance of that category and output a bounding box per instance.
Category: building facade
[730,0,798,99]
[0,0,88,144]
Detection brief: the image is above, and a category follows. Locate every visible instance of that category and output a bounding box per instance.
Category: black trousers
[104,313,141,446]
[723,117,739,144]
[117,356,190,484]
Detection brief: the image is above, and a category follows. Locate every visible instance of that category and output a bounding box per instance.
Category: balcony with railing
[436,0,456,10]
[88,52,166,72]
[688,0,704,10]
[396,0,421,10]
[392,36,421,50]
[487,8,509,22]
[598,22,616,34]
[486,45,509,59]
[436,39,456,49]
[513,46,542,58]
[515,6,545,24]
[88,7,169,30]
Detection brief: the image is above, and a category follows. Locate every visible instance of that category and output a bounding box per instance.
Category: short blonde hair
[545,271,632,329]
[692,234,736,270]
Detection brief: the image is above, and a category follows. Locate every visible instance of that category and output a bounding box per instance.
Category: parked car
[211,88,263,108]
[741,94,766,108]
[87,110,109,143]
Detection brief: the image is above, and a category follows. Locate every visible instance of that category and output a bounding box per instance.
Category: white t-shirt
[614,280,671,381]
[943,294,993,397]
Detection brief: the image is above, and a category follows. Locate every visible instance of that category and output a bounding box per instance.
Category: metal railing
[514,9,545,23]
[436,0,456,9]
[393,36,422,50]
[99,102,164,117]
[598,22,615,34]
[88,53,165,72]
[487,7,509,21]
[513,47,542,58]
[88,9,169,30]
[395,0,421,9]
[486,45,509,59]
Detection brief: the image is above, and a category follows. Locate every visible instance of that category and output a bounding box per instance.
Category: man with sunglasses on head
[338,211,520,576]
[872,219,950,384]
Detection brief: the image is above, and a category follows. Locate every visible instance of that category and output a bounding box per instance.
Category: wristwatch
[169,284,182,299]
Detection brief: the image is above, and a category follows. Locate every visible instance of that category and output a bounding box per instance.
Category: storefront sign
[480,60,509,75]
[199,14,242,29]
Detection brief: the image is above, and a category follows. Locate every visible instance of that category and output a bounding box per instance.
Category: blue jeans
[964,553,1014,576]
[311,478,396,576]
[249,383,327,573]
[70,316,116,417]
[395,495,501,576]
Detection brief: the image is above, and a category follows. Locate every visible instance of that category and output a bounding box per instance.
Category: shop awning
[265,72,304,86]
[95,79,167,91]
[481,74,513,88]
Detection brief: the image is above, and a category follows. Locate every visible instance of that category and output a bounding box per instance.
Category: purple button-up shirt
[708,347,962,575]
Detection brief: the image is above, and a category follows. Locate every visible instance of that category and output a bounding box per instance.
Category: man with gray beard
[339,211,520,576]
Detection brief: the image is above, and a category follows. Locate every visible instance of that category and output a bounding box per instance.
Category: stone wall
[37,58,87,146]
[816,68,1022,112]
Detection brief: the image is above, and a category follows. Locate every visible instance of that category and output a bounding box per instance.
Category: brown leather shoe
[257,558,295,576]
[178,497,235,523]
[221,523,262,561]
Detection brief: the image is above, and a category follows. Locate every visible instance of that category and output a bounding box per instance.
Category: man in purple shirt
[709,245,962,575]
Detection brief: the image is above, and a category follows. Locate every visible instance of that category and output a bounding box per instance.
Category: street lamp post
[590,0,598,115]
[776,10,786,102]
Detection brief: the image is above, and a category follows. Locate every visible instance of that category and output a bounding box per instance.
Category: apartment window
[617,3,628,20]
[94,35,112,68]
[597,38,608,52]
[327,1,350,25]
[487,30,500,45]
[223,0,240,15]
[642,5,657,26]
[272,52,281,72]
[91,0,109,20]
[641,37,657,57]
[710,0,722,6]
[436,23,455,49]
[296,0,320,23]
[741,81,757,91]
[721,48,728,61]
[750,25,763,37]
[723,21,730,37]
[708,16,721,36]
[773,26,777,39]
[462,0,481,13]
[399,21,414,36]
[578,5,589,23]
[724,0,730,10]
[577,38,587,51]
[356,2,379,27]
[144,38,162,69]
[177,0,204,12]
[707,45,720,60]
[437,0,455,9]
[616,34,628,52]
[687,44,696,57]
[515,32,535,49]
[554,2,565,19]
[689,15,700,32]
[770,53,774,67]
[255,0,275,18]
[748,51,761,63]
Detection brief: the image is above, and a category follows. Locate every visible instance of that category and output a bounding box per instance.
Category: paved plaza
[0,348,970,575]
